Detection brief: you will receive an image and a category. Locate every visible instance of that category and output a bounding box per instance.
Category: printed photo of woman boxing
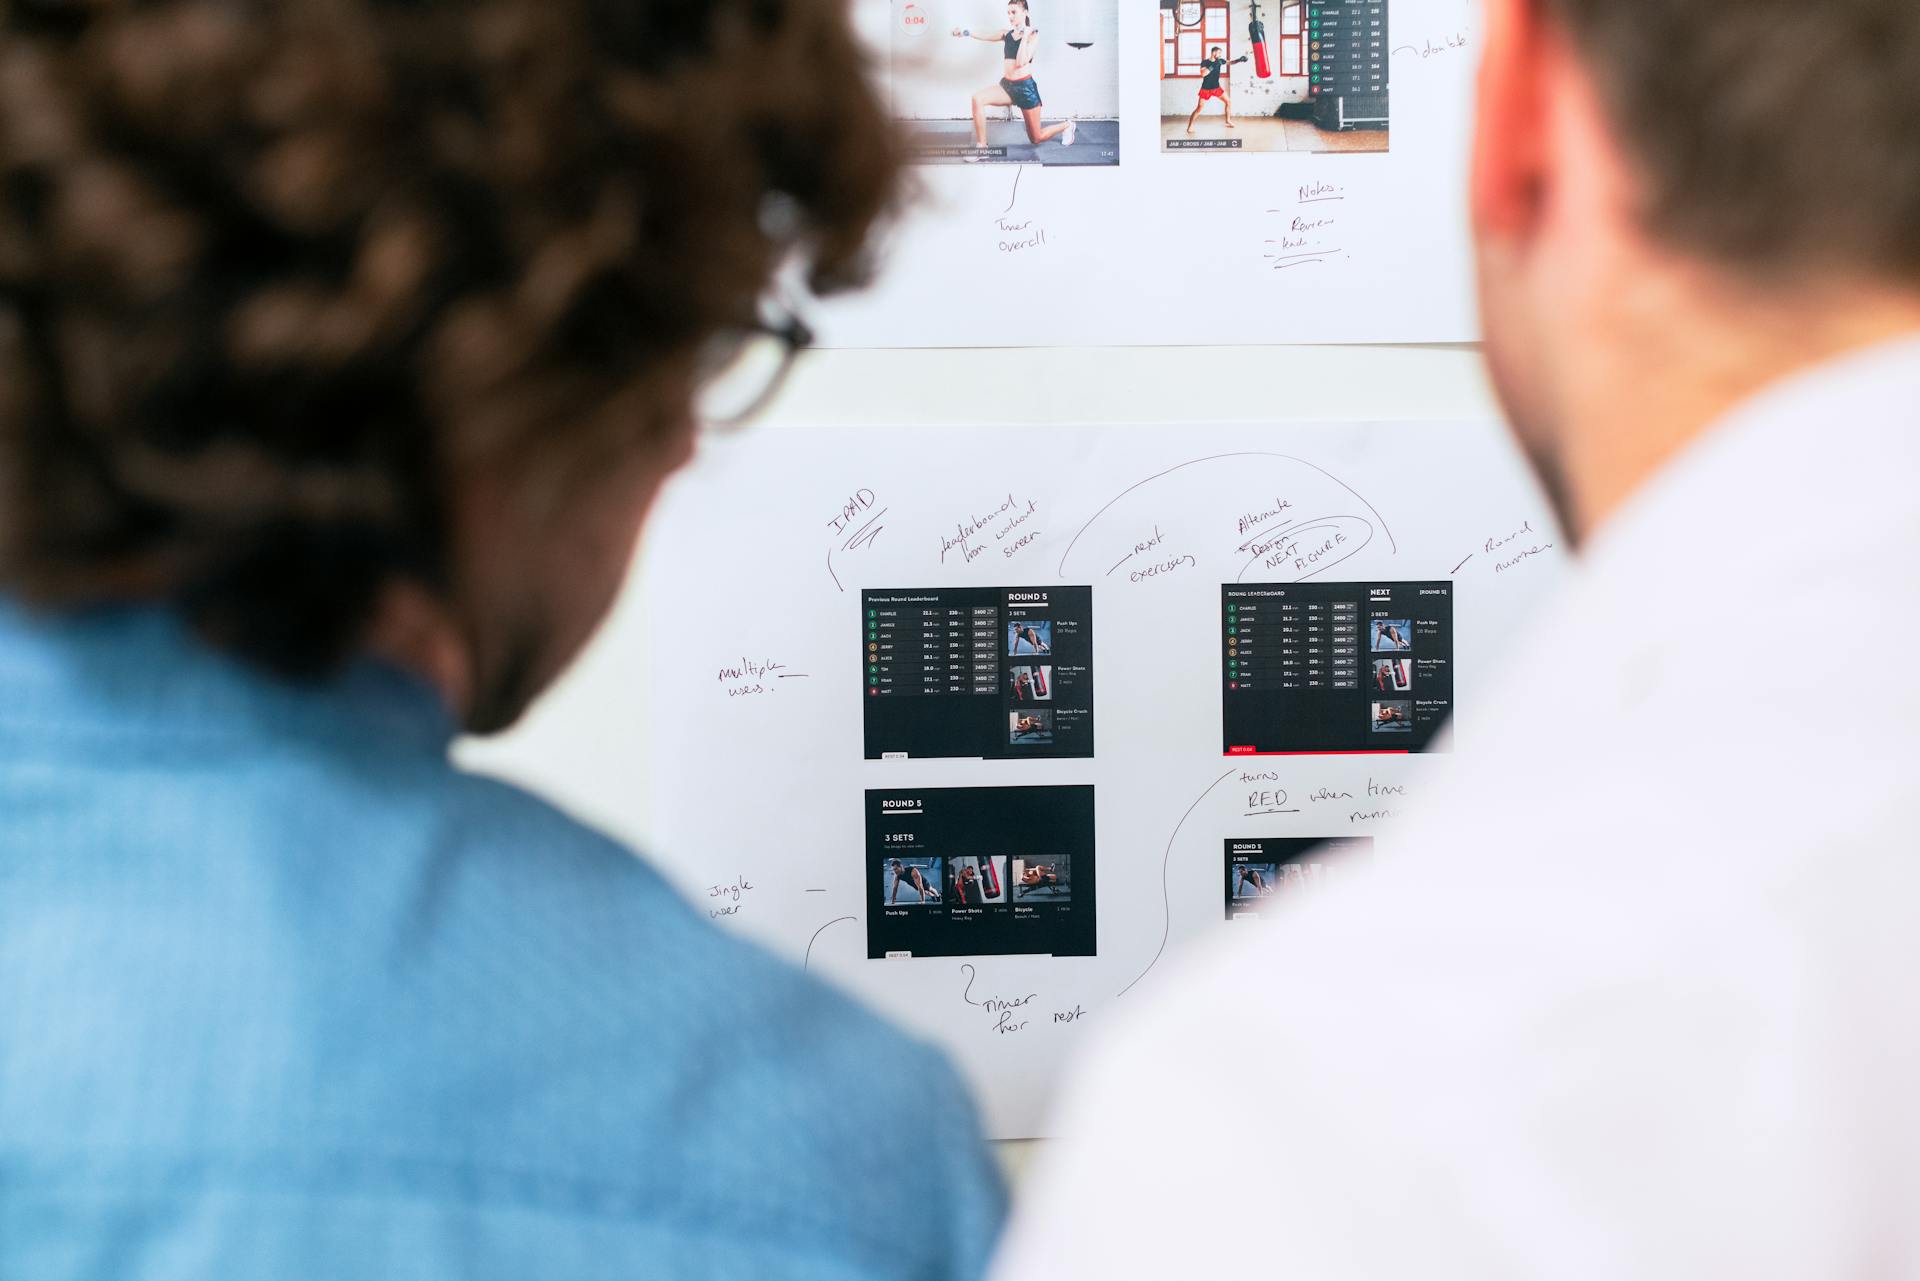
[890,0,1120,165]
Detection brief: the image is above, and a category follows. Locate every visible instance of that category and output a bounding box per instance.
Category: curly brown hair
[0,0,904,675]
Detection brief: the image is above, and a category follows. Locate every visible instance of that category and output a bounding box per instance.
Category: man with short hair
[1187,44,1247,132]
[993,0,1920,1275]
[0,1,1004,1275]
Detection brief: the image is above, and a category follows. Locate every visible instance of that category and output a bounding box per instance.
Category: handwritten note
[995,216,1048,255]
[991,167,1050,257]
[1393,31,1470,60]
[707,874,754,920]
[961,964,1040,1035]
[1488,520,1557,574]
[1243,782,1301,817]
[1107,523,1200,584]
[1056,451,1396,588]
[1236,499,1294,544]
[1454,519,1558,577]
[1345,778,1411,825]
[716,657,808,698]
[1227,771,1410,825]
[939,493,1042,566]
[825,487,888,592]
[1265,181,1345,272]
[1239,516,1374,580]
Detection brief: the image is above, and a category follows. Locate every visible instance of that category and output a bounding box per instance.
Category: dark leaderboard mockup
[1222,581,1453,754]
[867,786,1096,959]
[1308,1,1388,131]
[1225,836,1375,919]
[863,587,1093,760]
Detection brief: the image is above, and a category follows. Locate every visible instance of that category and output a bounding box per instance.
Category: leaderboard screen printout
[866,787,1096,960]
[1309,1,1389,130]
[863,587,1094,760]
[1223,581,1454,754]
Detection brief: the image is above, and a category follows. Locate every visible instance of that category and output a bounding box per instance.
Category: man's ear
[1471,0,1552,243]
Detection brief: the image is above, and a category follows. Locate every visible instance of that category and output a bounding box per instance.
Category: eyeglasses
[694,301,814,432]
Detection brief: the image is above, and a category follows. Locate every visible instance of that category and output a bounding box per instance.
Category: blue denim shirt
[0,600,1005,1279]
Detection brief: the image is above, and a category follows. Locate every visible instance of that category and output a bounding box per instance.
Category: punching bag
[1062,0,1096,49]
[1248,0,1272,77]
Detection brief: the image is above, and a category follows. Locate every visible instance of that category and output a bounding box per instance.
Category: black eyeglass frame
[696,303,815,433]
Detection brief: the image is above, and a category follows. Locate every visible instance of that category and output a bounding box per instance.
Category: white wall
[891,0,1121,120]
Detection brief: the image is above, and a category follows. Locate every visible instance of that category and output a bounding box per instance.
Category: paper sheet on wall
[813,0,1481,346]
[638,421,1565,1138]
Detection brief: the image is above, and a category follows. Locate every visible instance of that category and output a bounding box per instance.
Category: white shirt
[993,336,1920,1281]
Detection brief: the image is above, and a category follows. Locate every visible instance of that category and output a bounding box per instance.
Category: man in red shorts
[1187,45,1249,132]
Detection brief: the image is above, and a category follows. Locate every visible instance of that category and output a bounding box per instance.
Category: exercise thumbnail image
[1009,709,1054,744]
[1371,700,1411,732]
[1159,1,1388,154]
[1008,620,1053,655]
[1232,862,1280,900]
[1371,619,1412,651]
[1011,665,1053,702]
[884,856,946,905]
[1012,856,1071,901]
[1278,862,1324,889]
[1374,657,1411,692]
[889,0,1120,166]
[950,855,1009,905]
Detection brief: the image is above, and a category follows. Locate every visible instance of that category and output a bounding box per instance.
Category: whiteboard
[464,408,1566,1139]
[431,0,1526,1155]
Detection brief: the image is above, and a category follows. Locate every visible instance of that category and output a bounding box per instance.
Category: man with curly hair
[0,0,1003,1275]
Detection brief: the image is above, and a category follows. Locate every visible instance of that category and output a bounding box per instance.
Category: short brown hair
[1546,0,1920,282]
[0,0,903,675]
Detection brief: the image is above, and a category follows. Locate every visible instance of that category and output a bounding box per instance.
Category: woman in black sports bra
[951,0,1077,157]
